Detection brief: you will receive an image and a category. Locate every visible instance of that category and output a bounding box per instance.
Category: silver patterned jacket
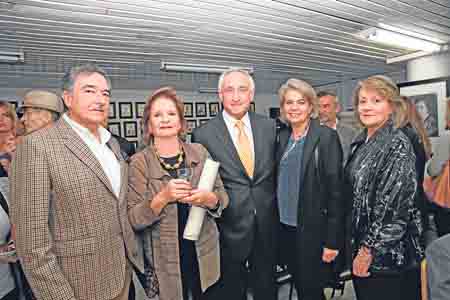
[345,118,424,273]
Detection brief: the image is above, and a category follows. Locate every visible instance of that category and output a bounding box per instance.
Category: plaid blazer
[10,118,143,300]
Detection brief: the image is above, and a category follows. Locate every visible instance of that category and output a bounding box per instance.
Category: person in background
[0,103,16,161]
[415,99,438,137]
[127,86,228,300]
[276,79,343,300]
[192,69,278,300]
[19,90,63,136]
[345,75,423,300]
[426,233,450,300]
[317,91,357,164]
[427,97,450,236]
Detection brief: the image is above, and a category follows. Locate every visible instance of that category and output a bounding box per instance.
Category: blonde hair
[398,96,432,159]
[278,78,319,121]
[0,102,17,133]
[352,75,405,128]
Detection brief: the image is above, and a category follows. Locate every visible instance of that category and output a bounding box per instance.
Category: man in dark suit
[192,69,277,300]
[427,234,450,300]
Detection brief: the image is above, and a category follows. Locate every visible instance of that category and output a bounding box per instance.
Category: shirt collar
[222,109,251,129]
[63,113,111,145]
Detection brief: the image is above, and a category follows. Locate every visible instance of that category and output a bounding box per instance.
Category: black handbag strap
[0,191,8,216]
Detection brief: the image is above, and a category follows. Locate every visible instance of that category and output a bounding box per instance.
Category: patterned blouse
[345,118,424,273]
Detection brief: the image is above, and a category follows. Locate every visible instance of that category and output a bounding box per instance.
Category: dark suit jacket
[276,119,344,289]
[192,112,278,261]
[336,122,357,165]
[427,234,450,300]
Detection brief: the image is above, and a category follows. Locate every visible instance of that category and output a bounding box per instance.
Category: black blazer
[192,112,278,261]
[275,119,344,288]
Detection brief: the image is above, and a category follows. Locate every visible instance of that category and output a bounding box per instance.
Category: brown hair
[398,96,432,159]
[278,78,319,121]
[352,75,405,128]
[142,86,186,145]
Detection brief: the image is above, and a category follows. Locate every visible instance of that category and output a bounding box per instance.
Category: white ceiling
[0,0,449,88]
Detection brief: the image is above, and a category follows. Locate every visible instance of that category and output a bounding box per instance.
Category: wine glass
[177,167,193,182]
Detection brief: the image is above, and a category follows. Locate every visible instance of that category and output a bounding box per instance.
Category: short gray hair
[62,64,111,93]
[317,91,339,104]
[217,68,255,92]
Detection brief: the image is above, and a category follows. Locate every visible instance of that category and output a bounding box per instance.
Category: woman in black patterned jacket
[345,76,424,300]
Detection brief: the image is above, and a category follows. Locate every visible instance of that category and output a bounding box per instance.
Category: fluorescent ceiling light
[378,23,446,44]
[356,28,442,52]
[161,62,254,74]
[198,87,218,93]
[0,51,25,63]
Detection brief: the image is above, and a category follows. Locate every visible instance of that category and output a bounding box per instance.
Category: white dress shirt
[222,110,255,160]
[63,114,121,198]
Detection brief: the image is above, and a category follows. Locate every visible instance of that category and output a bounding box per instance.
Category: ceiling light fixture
[0,50,25,64]
[355,28,442,52]
[161,62,254,74]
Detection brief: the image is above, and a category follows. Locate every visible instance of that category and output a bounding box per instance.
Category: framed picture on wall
[399,77,449,137]
[119,102,133,119]
[135,102,145,118]
[186,119,197,133]
[184,103,193,117]
[107,122,121,136]
[208,102,220,117]
[123,121,138,138]
[195,102,207,117]
[109,102,117,119]
[250,102,255,112]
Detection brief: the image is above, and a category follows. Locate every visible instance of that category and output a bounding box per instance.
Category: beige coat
[10,118,143,300]
[128,142,229,300]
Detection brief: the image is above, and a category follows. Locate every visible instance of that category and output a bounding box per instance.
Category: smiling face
[147,97,182,139]
[282,89,313,127]
[358,88,393,136]
[219,71,254,120]
[0,106,14,134]
[63,72,110,133]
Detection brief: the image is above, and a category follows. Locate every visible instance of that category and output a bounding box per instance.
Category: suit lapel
[57,119,116,198]
[249,113,262,179]
[300,119,320,181]
[213,114,250,179]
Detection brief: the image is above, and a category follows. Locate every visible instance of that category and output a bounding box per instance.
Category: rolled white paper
[183,158,220,241]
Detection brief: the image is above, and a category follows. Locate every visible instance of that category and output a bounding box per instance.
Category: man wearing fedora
[19,90,64,135]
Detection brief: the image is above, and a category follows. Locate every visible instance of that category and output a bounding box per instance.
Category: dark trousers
[204,223,276,300]
[279,223,326,300]
[434,207,450,237]
[1,289,18,300]
[353,269,420,300]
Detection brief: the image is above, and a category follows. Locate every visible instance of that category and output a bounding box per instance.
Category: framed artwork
[195,102,207,117]
[249,102,255,112]
[186,119,197,133]
[399,77,449,137]
[199,118,210,126]
[269,107,280,119]
[184,103,193,117]
[208,102,220,117]
[119,102,133,119]
[109,102,117,119]
[123,121,138,138]
[108,122,121,136]
[135,102,145,118]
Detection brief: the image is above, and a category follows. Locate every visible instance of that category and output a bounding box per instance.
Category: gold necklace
[155,148,184,170]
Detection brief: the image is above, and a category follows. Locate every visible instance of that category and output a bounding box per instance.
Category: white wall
[407,51,450,81]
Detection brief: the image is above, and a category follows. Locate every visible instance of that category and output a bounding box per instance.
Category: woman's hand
[322,248,339,263]
[150,179,192,215]
[160,179,192,202]
[353,246,372,277]
[0,241,17,264]
[179,189,219,209]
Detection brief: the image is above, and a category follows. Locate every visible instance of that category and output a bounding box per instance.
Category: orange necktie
[235,120,254,177]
